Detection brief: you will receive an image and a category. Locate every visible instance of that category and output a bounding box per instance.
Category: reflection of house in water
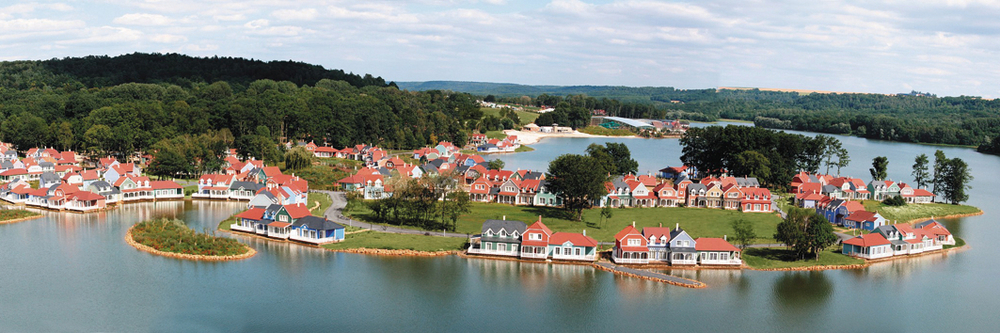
[856,251,953,281]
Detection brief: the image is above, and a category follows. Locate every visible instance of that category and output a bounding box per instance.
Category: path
[594,262,705,288]
[315,190,469,238]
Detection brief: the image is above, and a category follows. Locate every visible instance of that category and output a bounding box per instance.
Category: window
[627,239,640,246]
[575,248,581,256]
[498,243,506,252]
[485,230,493,237]
[499,230,507,237]
[555,247,561,255]
[530,233,541,240]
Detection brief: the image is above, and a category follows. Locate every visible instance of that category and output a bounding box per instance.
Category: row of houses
[0,152,183,212]
[229,203,346,245]
[611,223,743,266]
[467,217,599,262]
[597,175,773,213]
[300,141,388,167]
[842,220,955,259]
[474,136,520,153]
[791,172,935,230]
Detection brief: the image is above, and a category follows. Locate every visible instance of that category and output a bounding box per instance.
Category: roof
[150,181,181,189]
[293,215,344,231]
[262,166,282,177]
[236,208,266,220]
[67,191,105,201]
[283,204,312,219]
[641,227,672,241]
[695,238,740,252]
[843,233,891,247]
[268,221,292,228]
[549,232,598,247]
[522,219,553,247]
[481,219,527,234]
[844,210,878,222]
[602,116,654,128]
[614,225,642,241]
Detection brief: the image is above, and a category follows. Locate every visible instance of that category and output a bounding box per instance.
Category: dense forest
[409,81,1000,148]
[0,54,483,171]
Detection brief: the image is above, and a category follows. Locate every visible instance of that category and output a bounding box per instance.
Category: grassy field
[743,247,864,269]
[481,107,539,125]
[577,126,636,136]
[0,209,39,222]
[322,231,468,252]
[309,192,333,215]
[183,185,198,198]
[861,201,981,223]
[485,130,507,140]
[346,203,783,244]
[292,163,357,191]
[133,219,249,256]
[515,145,535,153]
[217,214,238,231]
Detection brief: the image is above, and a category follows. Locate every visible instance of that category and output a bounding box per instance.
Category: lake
[2,124,999,331]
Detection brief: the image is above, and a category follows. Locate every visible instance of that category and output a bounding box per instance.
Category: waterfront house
[150,181,184,200]
[695,238,742,265]
[290,216,345,244]
[658,165,689,180]
[843,210,886,230]
[612,224,649,264]
[917,220,955,246]
[668,226,697,265]
[468,218,527,257]
[642,226,672,262]
[842,233,893,259]
[65,191,106,212]
[868,180,901,201]
[87,180,121,204]
[548,231,598,262]
[898,183,935,204]
[232,207,267,234]
[520,218,553,260]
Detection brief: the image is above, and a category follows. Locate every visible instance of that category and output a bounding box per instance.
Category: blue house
[291,216,345,244]
[668,226,697,265]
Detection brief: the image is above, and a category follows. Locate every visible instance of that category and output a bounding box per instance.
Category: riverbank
[129,219,255,261]
[504,129,635,145]
[0,210,43,224]
[861,201,982,224]
[127,225,255,261]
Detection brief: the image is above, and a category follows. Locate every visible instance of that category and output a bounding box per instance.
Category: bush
[882,195,907,206]
[132,219,249,256]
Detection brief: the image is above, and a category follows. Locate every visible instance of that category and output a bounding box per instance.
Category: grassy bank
[743,247,864,269]
[0,209,41,222]
[309,192,333,215]
[133,219,250,256]
[861,201,981,223]
[217,214,238,231]
[346,203,783,244]
[291,164,355,191]
[514,145,535,153]
[322,231,467,252]
[577,126,636,136]
[944,237,966,250]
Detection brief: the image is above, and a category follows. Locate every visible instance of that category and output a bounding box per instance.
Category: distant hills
[396,81,716,104]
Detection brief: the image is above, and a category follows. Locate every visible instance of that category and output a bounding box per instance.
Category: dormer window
[499,230,507,237]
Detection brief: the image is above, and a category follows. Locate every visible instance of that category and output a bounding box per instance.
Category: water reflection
[773,272,833,310]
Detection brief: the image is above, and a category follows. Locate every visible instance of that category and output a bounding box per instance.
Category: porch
[611,250,649,264]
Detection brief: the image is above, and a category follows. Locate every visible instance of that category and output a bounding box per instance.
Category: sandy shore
[504,129,633,145]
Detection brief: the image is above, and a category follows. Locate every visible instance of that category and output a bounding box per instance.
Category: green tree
[441,190,472,231]
[774,208,833,260]
[932,150,947,195]
[731,150,771,182]
[806,216,837,261]
[585,143,614,175]
[487,159,505,170]
[942,157,972,205]
[834,147,850,176]
[869,156,888,181]
[600,205,613,229]
[912,154,930,189]
[730,218,757,250]
[284,147,314,170]
[605,142,638,175]
[56,121,74,151]
[546,154,608,221]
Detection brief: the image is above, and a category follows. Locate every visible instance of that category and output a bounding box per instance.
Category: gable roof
[293,215,344,231]
[641,227,672,241]
[695,238,740,252]
[549,232,598,247]
[283,203,312,219]
[844,210,878,222]
[236,208,266,220]
[844,233,890,247]
[481,219,527,235]
[614,225,641,241]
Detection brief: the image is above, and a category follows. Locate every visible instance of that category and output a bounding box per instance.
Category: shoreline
[128,225,256,261]
[505,129,636,145]
[907,210,983,224]
[0,214,44,225]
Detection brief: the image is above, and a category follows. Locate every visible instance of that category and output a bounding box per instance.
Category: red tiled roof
[841,200,865,213]
[549,232,598,247]
[1,168,27,176]
[843,233,890,247]
[641,227,672,241]
[614,225,641,242]
[695,238,740,252]
[263,166,282,177]
[283,203,311,219]
[150,181,181,189]
[268,221,292,228]
[894,223,914,234]
[235,208,265,220]
[845,210,877,222]
[67,191,104,201]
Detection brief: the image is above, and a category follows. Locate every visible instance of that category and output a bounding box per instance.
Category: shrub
[132,219,248,256]
[882,195,907,207]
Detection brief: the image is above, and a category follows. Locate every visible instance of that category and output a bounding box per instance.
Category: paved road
[314,190,470,238]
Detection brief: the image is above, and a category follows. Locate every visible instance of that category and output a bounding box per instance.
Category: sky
[1,0,998,97]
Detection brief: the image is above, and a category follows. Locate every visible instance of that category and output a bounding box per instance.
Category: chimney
[675,223,679,231]
[632,221,635,228]
[724,235,727,241]
[502,215,506,220]
[583,229,586,236]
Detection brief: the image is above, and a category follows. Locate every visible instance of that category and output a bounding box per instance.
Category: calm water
[2,124,999,331]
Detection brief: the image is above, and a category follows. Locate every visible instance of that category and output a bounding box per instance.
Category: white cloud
[113,13,174,26]
[273,8,317,21]
[59,26,143,44]
[0,18,85,32]
[214,13,246,21]
[150,34,187,43]
[244,19,269,29]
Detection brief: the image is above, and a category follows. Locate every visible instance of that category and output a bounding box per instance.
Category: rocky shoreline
[127,226,256,261]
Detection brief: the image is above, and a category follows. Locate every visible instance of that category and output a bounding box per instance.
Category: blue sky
[2,0,998,97]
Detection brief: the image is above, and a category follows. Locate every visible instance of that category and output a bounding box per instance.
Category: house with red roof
[842,233,892,259]
[469,133,488,146]
[520,218,553,260]
[642,226,672,262]
[652,182,681,207]
[468,177,493,202]
[313,146,338,158]
[612,224,649,264]
[721,184,742,210]
[843,210,886,231]
[549,231,598,262]
[495,178,521,205]
[65,191,106,212]
[898,183,935,203]
[150,181,183,200]
[695,237,742,265]
[741,188,773,213]
[628,180,656,207]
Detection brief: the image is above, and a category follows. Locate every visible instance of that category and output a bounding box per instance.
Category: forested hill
[397,81,715,104]
[0,53,392,90]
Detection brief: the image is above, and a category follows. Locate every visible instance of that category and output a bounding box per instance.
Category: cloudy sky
[1,0,998,97]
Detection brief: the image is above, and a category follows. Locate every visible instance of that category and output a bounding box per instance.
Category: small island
[127,219,255,261]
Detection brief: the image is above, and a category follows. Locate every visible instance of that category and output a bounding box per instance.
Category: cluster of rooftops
[842,220,955,259]
[791,171,937,230]
[0,145,182,212]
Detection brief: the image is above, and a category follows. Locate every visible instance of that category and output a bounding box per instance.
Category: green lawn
[183,185,198,198]
[944,237,966,250]
[861,201,981,223]
[0,209,40,222]
[743,247,864,269]
[346,203,783,244]
[481,107,539,125]
[577,126,636,136]
[133,219,249,256]
[292,164,354,191]
[217,214,238,231]
[309,192,333,215]
[515,145,535,153]
[485,130,507,140]
[322,231,468,252]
